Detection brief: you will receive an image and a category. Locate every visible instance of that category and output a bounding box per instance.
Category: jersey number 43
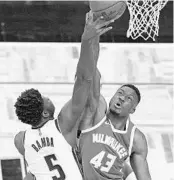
[44,154,66,180]
[90,150,116,173]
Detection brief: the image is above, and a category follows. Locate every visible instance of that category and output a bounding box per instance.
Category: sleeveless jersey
[78,117,136,180]
[24,120,82,180]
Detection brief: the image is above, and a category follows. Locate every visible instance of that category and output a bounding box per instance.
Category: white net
[126,0,168,41]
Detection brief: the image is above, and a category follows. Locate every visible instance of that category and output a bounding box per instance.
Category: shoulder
[60,99,72,116]
[57,110,79,148]
[58,99,79,134]
[14,131,26,145]
[132,128,148,156]
[58,99,73,128]
[14,131,26,156]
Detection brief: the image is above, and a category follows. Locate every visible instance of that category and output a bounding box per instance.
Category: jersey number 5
[90,150,116,173]
[44,154,66,180]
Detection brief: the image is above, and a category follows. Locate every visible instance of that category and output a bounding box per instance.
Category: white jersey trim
[55,119,62,134]
[81,116,106,134]
[128,126,136,156]
[109,119,129,134]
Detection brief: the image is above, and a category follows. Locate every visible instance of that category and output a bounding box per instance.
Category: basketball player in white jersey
[14,90,83,180]
[14,13,114,180]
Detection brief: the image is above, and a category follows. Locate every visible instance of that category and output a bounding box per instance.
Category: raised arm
[130,129,151,180]
[78,25,109,130]
[58,12,114,137]
[71,16,103,118]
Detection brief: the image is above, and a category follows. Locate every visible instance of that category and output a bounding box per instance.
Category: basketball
[89,1,127,21]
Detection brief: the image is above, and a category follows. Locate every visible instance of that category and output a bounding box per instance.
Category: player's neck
[106,111,128,131]
[32,117,53,129]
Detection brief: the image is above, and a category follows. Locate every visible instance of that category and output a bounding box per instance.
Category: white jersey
[24,120,82,180]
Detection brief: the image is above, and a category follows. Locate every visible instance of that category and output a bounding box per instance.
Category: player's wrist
[81,32,99,42]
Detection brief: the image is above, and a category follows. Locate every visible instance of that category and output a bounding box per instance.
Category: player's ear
[130,108,135,114]
[42,110,50,118]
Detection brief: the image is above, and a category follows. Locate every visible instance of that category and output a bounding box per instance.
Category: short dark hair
[121,84,141,103]
[14,88,44,126]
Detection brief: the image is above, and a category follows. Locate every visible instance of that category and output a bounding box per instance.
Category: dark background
[1,159,23,180]
[0,1,173,43]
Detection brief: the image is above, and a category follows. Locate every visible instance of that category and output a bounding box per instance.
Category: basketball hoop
[126,0,168,41]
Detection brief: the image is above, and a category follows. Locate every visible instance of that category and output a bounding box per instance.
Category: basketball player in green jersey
[57,13,114,146]
[73,12,152,180]
[57,11,138,180]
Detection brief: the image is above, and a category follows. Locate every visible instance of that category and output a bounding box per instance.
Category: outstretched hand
[82,11,115,41]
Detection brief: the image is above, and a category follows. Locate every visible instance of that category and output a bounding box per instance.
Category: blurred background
[0,1,173,180]
[0,1,173,42]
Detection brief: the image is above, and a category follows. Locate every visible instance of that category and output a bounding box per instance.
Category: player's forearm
[92,35,101,102]
[76,36,100,81]
[92,68,101,100]
[92,36,100,65]
[85,43,101,113]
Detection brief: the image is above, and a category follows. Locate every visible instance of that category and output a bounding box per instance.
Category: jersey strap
[109,119,129,134]
[81,116,106,134]
[72,148,84,177]
[128,126,136,156]
[14,131,26,156]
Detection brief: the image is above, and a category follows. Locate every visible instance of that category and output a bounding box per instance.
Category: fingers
[94,15,105,25]
[85,12,89,23]
[84,11,114,39]
[97,26,113,36]
[85,10,93,24]
[86,10,115,29]
[96,18,115,29]
[95,16,114,36]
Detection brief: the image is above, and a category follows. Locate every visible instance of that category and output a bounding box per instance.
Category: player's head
[14,88,55,126]
[42,96,55,119]
[109,84,141,117]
